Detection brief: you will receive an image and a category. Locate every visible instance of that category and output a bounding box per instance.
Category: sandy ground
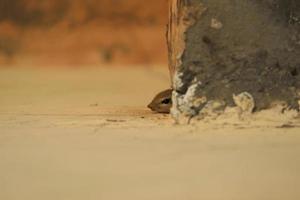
[1,67,300,200]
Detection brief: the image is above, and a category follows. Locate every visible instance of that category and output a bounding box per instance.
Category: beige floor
[1,67,300,200]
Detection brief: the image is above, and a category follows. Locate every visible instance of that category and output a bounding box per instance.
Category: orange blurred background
[0,0,168,67]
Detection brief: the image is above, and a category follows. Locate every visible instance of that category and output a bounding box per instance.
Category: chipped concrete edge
[174,90,300,125]
[167,0,207,84]
[168,0,207,123]
[168,1,300,124]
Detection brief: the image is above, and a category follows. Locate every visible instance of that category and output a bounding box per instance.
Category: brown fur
[148,89,172,113]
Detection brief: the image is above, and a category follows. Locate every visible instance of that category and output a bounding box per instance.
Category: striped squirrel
[148,89,172,113]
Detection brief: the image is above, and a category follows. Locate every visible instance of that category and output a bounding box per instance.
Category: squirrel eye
[161,98,171,104]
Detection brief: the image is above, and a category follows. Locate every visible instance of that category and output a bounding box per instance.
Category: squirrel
[147,89,173,113]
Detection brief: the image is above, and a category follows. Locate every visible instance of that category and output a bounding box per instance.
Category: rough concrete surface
[1,67,300,200]
[173,0,300,117]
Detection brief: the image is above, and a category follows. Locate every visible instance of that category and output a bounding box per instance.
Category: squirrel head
[148,89,172,114]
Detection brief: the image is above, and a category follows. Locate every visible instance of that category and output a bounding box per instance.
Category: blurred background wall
[0,0,168,67]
